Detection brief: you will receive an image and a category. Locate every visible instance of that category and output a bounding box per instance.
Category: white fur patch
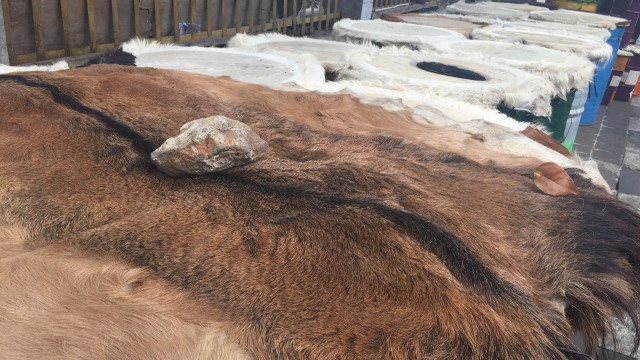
[506,19,611,42]
[433,39,596,96]
[0,60,69,74]
[336,46,556,116]
[472,25,613,62]
[445,2,530,21]
[332,19,467,50]
[228,33,377,72]
[121,38,326,88]
[481,1,551,13]
[529,9,629,30]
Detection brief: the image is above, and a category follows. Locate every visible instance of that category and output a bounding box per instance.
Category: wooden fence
[1,0,341,65]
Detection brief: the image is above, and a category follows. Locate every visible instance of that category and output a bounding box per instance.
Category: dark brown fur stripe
[0,75,158,155]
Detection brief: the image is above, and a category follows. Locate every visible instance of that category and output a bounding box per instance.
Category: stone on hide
[151,115,268,176]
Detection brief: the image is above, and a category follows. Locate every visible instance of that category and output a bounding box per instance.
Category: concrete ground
[575,97,640,211]
[574,97,640,360]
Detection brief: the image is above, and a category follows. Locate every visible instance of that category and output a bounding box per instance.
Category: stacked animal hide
[332,19,467,50]
[227,33,376,74]
[445,2,530,21]
[431,40,596,97]
[508,20,612,42]
[191,34,603,186]
[326,80,606,187]
[380,13,487,38]
[337,46,557,116]
[478,1,551,13]
[0,66,639,359]
[120,38,326,89]
[472,24,613,62]
[529,9,629,30]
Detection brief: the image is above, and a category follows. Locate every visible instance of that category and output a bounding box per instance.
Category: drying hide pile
[445,1,530,21]
[230,35,611,189]
[121,38,326,89]
[1,65,640,360]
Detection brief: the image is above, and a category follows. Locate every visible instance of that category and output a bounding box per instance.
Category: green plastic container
[500,89,579,151]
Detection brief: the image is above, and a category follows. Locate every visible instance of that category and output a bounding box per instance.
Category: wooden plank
[292,0,298,33]
[111,0,120,46]
[172,0,179,40]
[283,0,288,31]
[59,0,72,56]
[1,0,14,64]
[248,0,254,32]
[190,0,196,38]
[271,0,277,33]
[88,0,97,51]
[322,0,328,30]
[221,0,227,37]
[97,43,115,52]
[260,0,266,32]
[133,0,140,37]
[299,0,307,35]
[154,0,161,39]
[234,0,241,33]
[30,0,44,60]
[206,0,212,36]
[310,0,315,34]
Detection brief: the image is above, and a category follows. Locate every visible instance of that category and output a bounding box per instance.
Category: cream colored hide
[121,38,326,89]
[0,233,250,360]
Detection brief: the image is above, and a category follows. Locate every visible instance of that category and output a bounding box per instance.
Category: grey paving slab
[619,194,640,213]
[600,120,629,136]
[630,117,640,132]
[575,125,600,145]
[627,131,640,148]
[603,314,640,359]
[596,106,607,122]
[607,101,632,116]
[623,147,640,171]
[618,167,640,196]
[578,123,601,135]
[603,116,631,130]
[592,148,625,165]
[596,347,638,360]
[596,134,629,151]
[630,104,640,117]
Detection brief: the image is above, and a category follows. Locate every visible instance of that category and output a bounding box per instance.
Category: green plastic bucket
[500,89,578,151]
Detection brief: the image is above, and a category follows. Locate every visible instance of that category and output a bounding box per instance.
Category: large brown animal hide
[0,66,639,359]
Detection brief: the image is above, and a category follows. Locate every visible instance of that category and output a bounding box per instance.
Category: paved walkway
[574,98,640,360]
[575,97,640,212]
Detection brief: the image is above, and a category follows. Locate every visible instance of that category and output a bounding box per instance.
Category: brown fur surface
[0,66,639,359]
[0,242,250,360]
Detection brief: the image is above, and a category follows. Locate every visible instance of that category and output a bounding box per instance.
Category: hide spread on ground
[0,66,639,359]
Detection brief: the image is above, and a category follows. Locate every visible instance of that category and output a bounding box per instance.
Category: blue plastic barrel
[580,26,625,125]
